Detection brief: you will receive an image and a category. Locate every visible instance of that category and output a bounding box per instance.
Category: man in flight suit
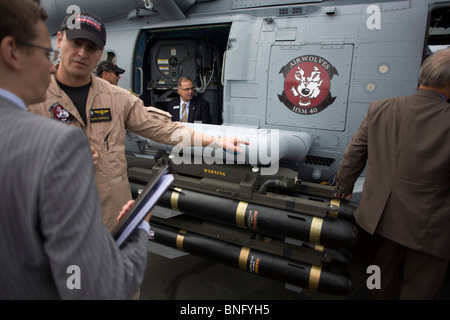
[28,12,246,232]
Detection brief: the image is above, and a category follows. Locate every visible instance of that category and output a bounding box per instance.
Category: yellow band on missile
[310,217,323,244]
[314,244,324,252]
[239,247,250,271]
[170,188,182,210]
[176,235,184,250]
[329,198,340,218]
[176,229,187,250]
[308,264,322,292]
[236,202,248,228]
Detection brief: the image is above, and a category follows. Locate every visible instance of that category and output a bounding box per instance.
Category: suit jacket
[0,96,148,299]
[166,96,213,124]
[336,90,450,259]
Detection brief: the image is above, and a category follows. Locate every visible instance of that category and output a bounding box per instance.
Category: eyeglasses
[179,87,195,92]
[18,41,59,63]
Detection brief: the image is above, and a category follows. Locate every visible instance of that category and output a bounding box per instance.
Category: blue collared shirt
[0,88,27,111]
[138,220,150,232]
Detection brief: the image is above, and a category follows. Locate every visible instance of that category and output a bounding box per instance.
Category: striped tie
[181,103,188,122]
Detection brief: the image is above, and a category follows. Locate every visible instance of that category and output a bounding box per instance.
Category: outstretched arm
[193,134,249,153]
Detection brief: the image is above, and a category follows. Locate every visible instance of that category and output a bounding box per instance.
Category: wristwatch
[212,136,220,149]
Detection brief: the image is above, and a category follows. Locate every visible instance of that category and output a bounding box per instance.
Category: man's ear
[0,36,21,71]
[56,31,63,49]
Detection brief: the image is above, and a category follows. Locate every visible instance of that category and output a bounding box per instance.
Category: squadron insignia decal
[50,102,74,124]
[278,55,338,115]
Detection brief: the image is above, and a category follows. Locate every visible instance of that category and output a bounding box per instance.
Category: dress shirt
[0,89,27,111]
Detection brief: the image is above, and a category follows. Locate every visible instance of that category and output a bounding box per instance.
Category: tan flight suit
[29,74,194,231]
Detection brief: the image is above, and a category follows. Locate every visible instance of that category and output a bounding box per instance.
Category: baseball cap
[96,61,125,75]
[60,11,106,50]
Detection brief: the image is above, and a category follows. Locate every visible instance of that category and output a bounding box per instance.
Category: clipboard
[111,165,174,247]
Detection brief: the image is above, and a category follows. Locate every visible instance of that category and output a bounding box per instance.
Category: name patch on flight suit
[90,108,112,123]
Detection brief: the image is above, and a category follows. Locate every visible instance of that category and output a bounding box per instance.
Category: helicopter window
[135,24,231,125]
[426,7,450,56]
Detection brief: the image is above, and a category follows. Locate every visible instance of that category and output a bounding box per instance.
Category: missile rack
[127,154,358,296]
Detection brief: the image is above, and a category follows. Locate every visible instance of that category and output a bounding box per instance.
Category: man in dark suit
[336,48,450,299]
[166,76,213,124]
[0,0,149,299]
[154,76,213,160]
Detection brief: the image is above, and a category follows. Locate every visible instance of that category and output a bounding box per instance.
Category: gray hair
[419,48,450,88]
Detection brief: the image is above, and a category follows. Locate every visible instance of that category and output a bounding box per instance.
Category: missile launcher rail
[126,154,358,295]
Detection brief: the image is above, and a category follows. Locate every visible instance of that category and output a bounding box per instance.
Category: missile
[128,161,357,220]
[299,242,353,269]
[151,212,350,266]
[143,123,313,170]
[158,188,357,248]
[151,223,353,296]
[327,198,357,223]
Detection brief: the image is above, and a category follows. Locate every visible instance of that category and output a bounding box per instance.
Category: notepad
[112,165,174,247]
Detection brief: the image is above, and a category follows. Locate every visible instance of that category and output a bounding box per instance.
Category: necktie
[181,103,188,122]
